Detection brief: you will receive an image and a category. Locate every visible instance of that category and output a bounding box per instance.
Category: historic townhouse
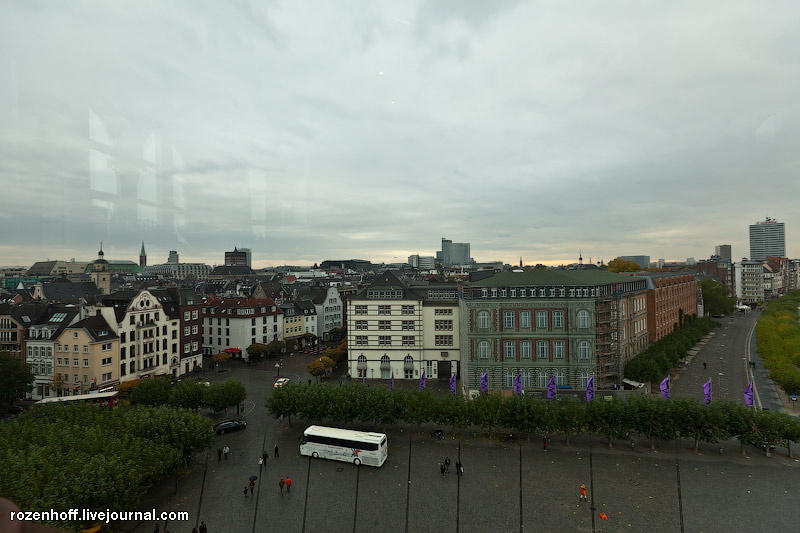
[151,288,203,374]
[630,272,698,343]
[1,302,47,361]
[202,297,283,361]
[347,271,460,382]
[279,302,306,346]
[25,305,80,399]
[295,286,344,340]
[52,314,119,396]
[93,289,181,382]
[460,270,649,396]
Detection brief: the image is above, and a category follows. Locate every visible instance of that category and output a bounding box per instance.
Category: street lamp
[275,358,283,378]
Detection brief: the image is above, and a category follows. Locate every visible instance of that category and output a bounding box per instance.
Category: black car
[214,420,247,435]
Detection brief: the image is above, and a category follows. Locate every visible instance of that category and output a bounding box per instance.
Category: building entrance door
[437,360,451,380]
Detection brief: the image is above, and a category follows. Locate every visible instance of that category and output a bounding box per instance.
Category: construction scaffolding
[595,292,621,389]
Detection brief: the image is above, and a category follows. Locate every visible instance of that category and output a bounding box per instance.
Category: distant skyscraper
[749,218,785,261]
[225,247,249,266]
[240,248,252,268]
[168,250,179,264]
[714,244,732,261]
[620,255,650,269]
[440,238,472,266]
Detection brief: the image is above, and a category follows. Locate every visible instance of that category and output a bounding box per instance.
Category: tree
[607,257,642,273]
[266,339,286,357]
[51,373,67,397]
[246,343,267,360]
[700,278,736,315]
[202,380,247,412]
[0,351,34,409]
[534,264,547,270]
[212,351,231,370]
[307,360,326,381]
[301,333,317,347]
[130,378,172,406]
[169,379,207,410]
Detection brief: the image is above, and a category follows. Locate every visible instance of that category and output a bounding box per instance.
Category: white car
[274,378,290,388]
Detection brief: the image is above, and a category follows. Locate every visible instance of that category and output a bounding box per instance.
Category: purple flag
[744,380,754,407]
[513,373,522,396]
[585,376,595,402]
[449,373,456,395]
[480,372,488,394]
[703,380,712,405]
[419,370,425,391]
[546,375,556,400]
[660,376,670,400]
[390,371,394,391]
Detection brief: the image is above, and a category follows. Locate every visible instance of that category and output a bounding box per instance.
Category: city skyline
[2,2,799,266]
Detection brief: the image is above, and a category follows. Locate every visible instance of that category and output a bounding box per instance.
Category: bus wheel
[312,452,319,458]
[354,458,361,466]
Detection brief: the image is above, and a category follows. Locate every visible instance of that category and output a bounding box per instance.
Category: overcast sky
[2,1,799,268]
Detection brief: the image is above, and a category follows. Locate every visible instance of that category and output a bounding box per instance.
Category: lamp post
[275,358,283,378]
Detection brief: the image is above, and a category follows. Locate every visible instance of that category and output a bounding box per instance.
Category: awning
[223,348,242,354]
[380,361,391,370]
[357,361,367,370]
[622,378,644,389]
[403,361,414,371]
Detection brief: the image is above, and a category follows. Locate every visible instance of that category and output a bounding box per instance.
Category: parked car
[274,378,290,388]
[214,420,247,435]
[7,405,25,414]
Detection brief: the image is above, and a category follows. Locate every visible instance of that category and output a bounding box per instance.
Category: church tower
[139,241,147,268]
[90,242,111,295]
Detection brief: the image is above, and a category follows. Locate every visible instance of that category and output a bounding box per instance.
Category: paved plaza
[111,332,800,533]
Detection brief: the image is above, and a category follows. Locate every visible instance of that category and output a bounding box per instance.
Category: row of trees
[0,403,214,531]
[120,377,247,412]
[267,383,800,454]
[624,315,716,383]
[0,350,34,410]
[700,278,737,315]
[307,339,348,379]
[756,292,800,395]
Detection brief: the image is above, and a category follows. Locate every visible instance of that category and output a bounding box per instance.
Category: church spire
[139,241,147,268]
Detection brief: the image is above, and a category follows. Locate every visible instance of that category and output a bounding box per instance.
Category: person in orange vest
[598,512,608,520]
[579,484,588,502]
[286,476,292,493]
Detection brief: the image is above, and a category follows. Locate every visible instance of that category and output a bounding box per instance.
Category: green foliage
[700,278,736,315]
[0,350,34,409]
[0,403,213,531]
[169,379,207,410]
[608,257,642,273]
[129,377,172,406]
[202,380,247,412]
[246,343,267,359]
[307,360,326,379]
[267,383,800,453]
[625,316,716,382]
[755,291,800,395]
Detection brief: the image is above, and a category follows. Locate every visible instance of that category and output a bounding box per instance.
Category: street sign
[791,395,797,401]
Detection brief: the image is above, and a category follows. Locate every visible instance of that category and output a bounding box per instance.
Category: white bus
[300,425,388,467]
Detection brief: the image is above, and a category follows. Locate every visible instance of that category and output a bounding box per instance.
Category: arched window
[478,311,489,329]
[521,371,531,388]
[404,355,413,364]
[580,371,592,388]
[578,341,591,359]
[556,370,566,386]
[358,354,367,363]
[505,371,514,388]
[478,341,489,359]
[577,310,590,329]
[538,370,548,388]
[381,355,390,364]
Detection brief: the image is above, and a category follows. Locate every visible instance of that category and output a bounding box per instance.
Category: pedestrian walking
[543,435,548,451]
[248,480,254,495]
[459,462,464,476]
[286,476,292,493]
[279,477,285,495]
[703,362,707,370]
[243,486,248,497]
[580,484,588,502]
[216,448,222,461]
[262,451,268,463]
[440,462,446,477]
[199,521,207,533]
[223,446,230,460]
[274,444,279,458]
[444,457,451,473]
[455,460,462,477]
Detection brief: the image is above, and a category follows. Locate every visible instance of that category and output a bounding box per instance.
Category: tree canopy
[607,257,642,273]
[700,278,736,315]
[0,351,34,409]
[202,380,247,412]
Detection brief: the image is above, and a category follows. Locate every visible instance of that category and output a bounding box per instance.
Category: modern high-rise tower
[749,218,785,261]
[714,244,731,261]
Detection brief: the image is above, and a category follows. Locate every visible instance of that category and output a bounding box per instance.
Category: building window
[434,308,453,315]
[378,320,391,330]
[101,357,112,366]
[556,370,566,386]
[83,358,89,367]
[538,371,548,388]
[184,327,190,336]
[553,311,564,329]
[505,371,514,388]
[504,341,515,359]
[402,320,415,330]
[537,341,548,359]
[577,310,590,329]
[478,341,489,359]
[435,335,453,346]
[580,371,592,389]
[378,336,392,346]
[435,320,453,330]
[503,312,514,329]
[520,311,530,329]
[355,336,367,346]
[73,358,78,366]
[184,311,190,321]
[192,310,198,320]
[401,305,415,315]
[553,341,564,359]
[402,336,415,346]
[478,311,489,329]
[404,355,413,379]
[521,371,531,388]
[101,343,112,351]
[521,341,531,358]
[355,305,367,315]
[426,361,434,377]
[355,321,367,330]
[536,311,548,329]
[378,305,391,315]
[578,341,591,359]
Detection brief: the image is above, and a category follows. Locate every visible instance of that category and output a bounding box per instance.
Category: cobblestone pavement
[113,350,800,533]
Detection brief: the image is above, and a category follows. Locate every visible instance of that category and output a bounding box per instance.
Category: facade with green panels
[459,269,649,395]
